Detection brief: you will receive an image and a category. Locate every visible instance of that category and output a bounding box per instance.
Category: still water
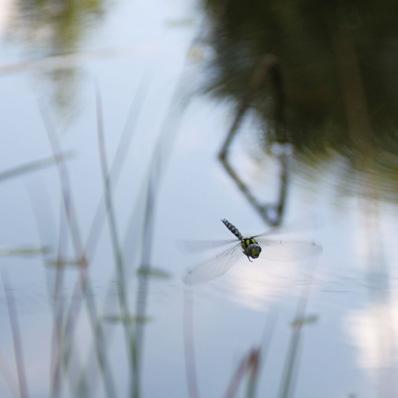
[0,1,398,397]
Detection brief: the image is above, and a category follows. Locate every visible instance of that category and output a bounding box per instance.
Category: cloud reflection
[346,302,398,370]
[217,256,315,311]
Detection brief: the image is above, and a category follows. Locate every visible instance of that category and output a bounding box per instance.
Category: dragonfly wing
[257,239,322,261]
[251,226,284,239]
[251,219,322,240]
[184,243,242,285]
[179,238,238,253]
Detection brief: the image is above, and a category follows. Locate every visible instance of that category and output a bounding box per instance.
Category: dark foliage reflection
[204,1,398,200]
[6,0,105,116]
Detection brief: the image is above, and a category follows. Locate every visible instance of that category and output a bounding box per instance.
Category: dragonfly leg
[242,250,252,262]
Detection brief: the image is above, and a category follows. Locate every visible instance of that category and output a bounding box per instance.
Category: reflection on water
[218,256,317,311]
[8,0,104,51]
[0,0,398,397]
[346,301,398,370]
[201,1,398,395]
[3,0,106,117]
[346,299,398,398]
[204,0,398,201]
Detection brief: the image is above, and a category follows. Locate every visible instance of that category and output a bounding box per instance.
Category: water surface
[0,1,398,397]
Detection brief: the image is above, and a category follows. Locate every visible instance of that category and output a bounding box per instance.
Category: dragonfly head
[246,243,261,259]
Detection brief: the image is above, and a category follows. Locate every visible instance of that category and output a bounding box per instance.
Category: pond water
[0,1,398,397]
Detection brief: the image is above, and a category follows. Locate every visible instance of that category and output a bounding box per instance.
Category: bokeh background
[0,1,398,397]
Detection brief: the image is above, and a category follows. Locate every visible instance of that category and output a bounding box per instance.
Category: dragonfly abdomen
[221,219,243,241]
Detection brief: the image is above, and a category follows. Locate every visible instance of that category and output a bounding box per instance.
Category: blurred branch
[278,324,303,398]
[95,85,133,358]
[224,311,278,398]
[27,183,83,397]
[278,262,320,398]
[221,151,290,227]
[49,200,68,398]
[218,55,290,227]
[130,29,199,397]
[249,310,278,398]
[39,106,117,398]
[183,289,200,398]
[70,78,150,398]
[85,77,149,258]
[219,54,280,160]
[0,348,19,398]
[0,152,73,183]
[224,348,261,398]
[2,274,30,398]
[131,156,157,398]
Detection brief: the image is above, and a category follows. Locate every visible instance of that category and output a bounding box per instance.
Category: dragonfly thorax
[241,238,262,259]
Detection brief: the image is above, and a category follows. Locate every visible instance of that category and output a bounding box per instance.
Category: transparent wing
[257,238,322,261]
[184,243,242,285]
[179,238,238,253]
[251,226,284,239]
[251,218,322,239]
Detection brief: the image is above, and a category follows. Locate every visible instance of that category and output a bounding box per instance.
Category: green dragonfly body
[221,218,261,261]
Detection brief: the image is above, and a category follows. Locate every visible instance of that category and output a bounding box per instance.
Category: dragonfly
[183,218,321,285]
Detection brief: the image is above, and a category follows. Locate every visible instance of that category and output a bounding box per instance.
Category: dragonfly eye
[247,244,261,258]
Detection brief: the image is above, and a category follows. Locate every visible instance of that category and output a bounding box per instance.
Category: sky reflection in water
[0,1,398,397]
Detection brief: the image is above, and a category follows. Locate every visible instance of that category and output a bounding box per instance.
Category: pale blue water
[0,1,397,398]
